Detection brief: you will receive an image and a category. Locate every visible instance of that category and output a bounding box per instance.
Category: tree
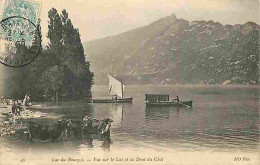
[47,8,63,65]
[2,8,94,101]
[23,19,46,100]
[45,8,94,100]
[39,66,63,100]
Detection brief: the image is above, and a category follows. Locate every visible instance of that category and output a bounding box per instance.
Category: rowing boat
[146,100,192,107]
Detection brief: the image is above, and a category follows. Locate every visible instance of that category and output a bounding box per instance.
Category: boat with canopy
[145,94,192,107]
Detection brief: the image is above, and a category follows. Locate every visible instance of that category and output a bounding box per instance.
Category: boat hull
[146,100,192,107]
[86,97,133,103]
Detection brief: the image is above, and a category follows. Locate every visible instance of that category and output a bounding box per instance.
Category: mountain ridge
[84,14,259,85]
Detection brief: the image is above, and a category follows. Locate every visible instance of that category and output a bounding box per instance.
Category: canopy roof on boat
[145,94,170,103]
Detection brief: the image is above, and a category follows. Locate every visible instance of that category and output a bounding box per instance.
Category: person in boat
[112,95,117,100]
[173,96,180,102]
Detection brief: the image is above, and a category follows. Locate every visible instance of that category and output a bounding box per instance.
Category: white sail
[107,74,125,98]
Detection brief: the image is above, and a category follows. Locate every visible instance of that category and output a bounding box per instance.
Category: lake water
[0,85,259,163]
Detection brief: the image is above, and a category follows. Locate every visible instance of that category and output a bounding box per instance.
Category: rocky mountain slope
[84,14,259,85]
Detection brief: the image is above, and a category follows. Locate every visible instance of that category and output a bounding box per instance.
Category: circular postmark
[0,16,41,67]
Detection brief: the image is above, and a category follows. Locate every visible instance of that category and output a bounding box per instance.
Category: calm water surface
[0,85,259,155]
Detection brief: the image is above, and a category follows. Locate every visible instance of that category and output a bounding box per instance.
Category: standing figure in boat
[173,96,180,102]
[112,95,118,100]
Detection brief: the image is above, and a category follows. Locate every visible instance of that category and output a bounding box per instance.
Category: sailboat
[87,74,133,103]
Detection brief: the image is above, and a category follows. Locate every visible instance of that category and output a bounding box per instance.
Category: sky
[1,0,259,43]
[36,0,259,43]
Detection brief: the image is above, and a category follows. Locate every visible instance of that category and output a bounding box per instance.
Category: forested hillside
[84,14,259,85]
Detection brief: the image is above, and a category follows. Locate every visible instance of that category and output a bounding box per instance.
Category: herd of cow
[26,117,113,142]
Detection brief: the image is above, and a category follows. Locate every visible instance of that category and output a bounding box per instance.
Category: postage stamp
[0,0,41,67]
[0,16,41,67]
[1,0,41,24]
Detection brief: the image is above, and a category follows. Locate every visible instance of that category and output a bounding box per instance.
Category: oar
[176,101,190,108]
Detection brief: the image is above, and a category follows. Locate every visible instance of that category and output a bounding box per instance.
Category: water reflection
[145,106,192,120]
[145,106,170,120]
[90,103,132,128]
[110,103,133,128]
[78,134,112,152]
[110,104,124,128]
[101,139,111,151]
[85,138,94,148]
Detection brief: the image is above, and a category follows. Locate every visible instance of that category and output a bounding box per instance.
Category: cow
[82,118,113,140]
[27,120,69,142]
[67,120,84,139]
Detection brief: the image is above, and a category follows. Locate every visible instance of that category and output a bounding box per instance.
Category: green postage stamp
[0,0,41,24]
[0,0,41,67]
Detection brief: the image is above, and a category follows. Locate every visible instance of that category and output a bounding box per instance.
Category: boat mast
[121,79,124,99]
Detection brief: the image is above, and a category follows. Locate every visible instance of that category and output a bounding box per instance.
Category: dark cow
[67,120,84,139]
[82,118,113,140]
[27,120,69,142]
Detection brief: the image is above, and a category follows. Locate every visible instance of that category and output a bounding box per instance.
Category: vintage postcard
[0,0,259,165]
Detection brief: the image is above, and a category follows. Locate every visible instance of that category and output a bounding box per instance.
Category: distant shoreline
[92,84,260,88]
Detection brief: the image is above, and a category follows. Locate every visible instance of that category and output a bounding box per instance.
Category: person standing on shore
[11,101,19,115]
[23,94,30,106]
[0,96,4,104]
[11,101,16,114]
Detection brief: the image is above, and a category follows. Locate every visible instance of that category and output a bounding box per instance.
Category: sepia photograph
[0,0,259,164]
